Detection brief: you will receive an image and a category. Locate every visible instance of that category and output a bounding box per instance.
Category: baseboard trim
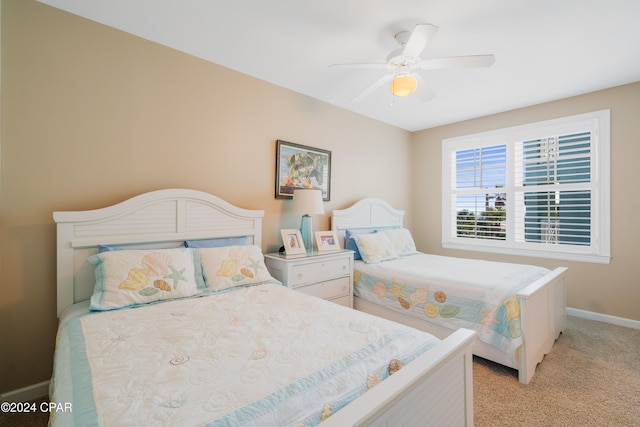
[567,307,640,330]
[0,381,49,403]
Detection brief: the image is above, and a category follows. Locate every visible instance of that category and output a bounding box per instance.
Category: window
[442,110,610,264]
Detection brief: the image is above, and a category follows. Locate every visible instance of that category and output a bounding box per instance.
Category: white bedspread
[353,253,551,357]
[50,283,439,426]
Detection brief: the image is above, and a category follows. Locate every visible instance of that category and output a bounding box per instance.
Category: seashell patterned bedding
[49,283,440,426]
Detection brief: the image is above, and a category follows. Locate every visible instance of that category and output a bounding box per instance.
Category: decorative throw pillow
[352,232,398,264]
[383,228,418,256]
[345,229,377,260]
[199,245,277,291]
[88,248,203,311]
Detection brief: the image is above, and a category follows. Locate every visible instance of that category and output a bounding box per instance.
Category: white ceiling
[38,0,640,132]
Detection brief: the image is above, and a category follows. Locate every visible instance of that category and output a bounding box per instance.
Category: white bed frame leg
[517,267,568,384]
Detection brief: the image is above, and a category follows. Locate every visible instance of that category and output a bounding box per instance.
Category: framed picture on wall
[281,229,306,256]
[275,140,331,200]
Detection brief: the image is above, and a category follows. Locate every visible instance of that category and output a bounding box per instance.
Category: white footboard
[517,266,568,384]
[353,266,568,385]
[322,328,477,427]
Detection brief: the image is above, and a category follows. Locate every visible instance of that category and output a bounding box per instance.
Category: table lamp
[292,189,325,252]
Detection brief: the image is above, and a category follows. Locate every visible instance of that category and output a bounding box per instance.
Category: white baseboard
[567,307,640,330]
[0,380,49,403]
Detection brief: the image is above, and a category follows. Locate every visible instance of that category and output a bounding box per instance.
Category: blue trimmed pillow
[199,245,278,291]
[352,232,398,264]
[97,243,186,253]
[88,248,204,311]
[184,237,249,248]
[383,228,417,256]
[98,242,186,254]
[345,229,377,260]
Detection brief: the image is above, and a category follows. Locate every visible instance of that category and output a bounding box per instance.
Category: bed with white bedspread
[50,189,476,426]
[332,198,568,385]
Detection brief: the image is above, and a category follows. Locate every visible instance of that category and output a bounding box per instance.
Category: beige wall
[411,82,640,323]
[0,1,412,393]
[1,0,638,396]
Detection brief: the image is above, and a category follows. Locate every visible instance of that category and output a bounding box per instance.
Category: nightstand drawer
[289,258,350,287]
[329,295,351,307]
[264,250,354,308]
[298,277,350,300]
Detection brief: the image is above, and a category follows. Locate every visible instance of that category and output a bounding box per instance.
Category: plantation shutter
[454,144,507,240]
[514,132,592,246]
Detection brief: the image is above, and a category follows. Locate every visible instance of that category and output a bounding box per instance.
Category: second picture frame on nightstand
[315,230,340,252]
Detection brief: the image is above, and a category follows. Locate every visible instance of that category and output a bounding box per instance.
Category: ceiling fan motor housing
[386,49,422,70]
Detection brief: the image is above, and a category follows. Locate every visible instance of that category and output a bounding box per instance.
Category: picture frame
[281,229,307,256]
[275,140,331,201]
[315,230,340,252]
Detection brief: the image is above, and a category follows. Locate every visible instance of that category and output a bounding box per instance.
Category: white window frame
[442,109,610,264]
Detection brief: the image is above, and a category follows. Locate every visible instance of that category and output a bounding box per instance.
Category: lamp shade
[390,74,417,97]
[292,189,324,215]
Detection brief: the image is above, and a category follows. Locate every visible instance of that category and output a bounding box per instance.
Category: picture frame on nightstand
[315,231,340,252]
[281,229,307,256]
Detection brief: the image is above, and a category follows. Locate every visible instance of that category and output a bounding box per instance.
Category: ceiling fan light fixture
[389,74,416,97]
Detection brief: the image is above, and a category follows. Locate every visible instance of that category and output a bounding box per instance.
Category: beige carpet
[2,316,638,426]
[474,316,640,427]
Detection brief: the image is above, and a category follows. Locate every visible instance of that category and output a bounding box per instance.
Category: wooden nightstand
[264,250,354,308]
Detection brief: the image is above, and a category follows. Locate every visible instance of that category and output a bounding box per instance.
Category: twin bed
[332,198,567,385]
[51,189,476,427]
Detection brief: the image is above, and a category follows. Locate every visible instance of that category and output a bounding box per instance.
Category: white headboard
[331,198,405,247]
[53,189,264,317]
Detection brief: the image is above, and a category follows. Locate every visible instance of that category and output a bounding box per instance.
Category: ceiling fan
[330,23,496,103]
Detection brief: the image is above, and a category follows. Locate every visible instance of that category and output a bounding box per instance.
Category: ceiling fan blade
[329,63,388,70]
[421,54,496,70]
[414,74,436,102]
[402,24,438,57]
[352,74,393,103]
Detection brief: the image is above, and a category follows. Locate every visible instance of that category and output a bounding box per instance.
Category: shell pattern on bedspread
[72,283,436,426]
[354,267,525,352]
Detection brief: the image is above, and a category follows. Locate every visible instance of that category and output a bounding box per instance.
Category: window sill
[442,242,611,264]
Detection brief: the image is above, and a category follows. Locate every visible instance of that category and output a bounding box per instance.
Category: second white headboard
[331,198,405,247]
